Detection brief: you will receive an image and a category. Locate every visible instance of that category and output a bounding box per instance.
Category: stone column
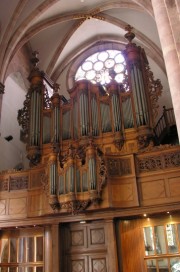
[151,0,180,140]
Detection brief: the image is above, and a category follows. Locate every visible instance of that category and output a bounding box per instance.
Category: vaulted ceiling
[0,0,172,106]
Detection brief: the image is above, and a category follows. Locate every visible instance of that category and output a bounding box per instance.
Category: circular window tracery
[75,50,126,86]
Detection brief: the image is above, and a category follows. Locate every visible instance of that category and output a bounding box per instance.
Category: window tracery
[75,50,126,86]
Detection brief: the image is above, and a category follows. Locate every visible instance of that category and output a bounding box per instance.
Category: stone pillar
[151,0,180,140]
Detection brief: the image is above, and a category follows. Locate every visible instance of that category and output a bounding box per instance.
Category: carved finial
[54,83,60,93]
[31,51,39,68]
[124,24,135,43]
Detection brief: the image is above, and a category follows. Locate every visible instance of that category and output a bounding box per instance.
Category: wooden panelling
[0,199,6,215]
[110,177,139,207]
[138,171,180,206]
[119,219,146,272]
[30,169,44,189]
[9,197,27,215]
[168,176,180,197]
[141,179,166,200]
[89,254,107,272]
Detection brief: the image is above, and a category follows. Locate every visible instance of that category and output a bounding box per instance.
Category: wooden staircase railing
[154,106,176,143]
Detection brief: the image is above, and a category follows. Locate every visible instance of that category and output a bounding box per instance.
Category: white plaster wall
[0,72,29,171]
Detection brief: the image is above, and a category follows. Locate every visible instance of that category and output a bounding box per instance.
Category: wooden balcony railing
[154,106,176,143]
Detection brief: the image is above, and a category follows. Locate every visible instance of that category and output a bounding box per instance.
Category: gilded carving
[17,92,30,142]
[146,67,162,124]
[0,178,8,191]
[107,158,131,176]
[164,152,180,168]
[60,199,90,215]
[9,176,28,190]
[137,151,180,173]
[137,156,162,172]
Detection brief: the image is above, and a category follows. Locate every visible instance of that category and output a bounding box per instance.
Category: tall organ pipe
[49,154,57,195]
[124,26,150,128]
[112,94,121,132]
[51,91,60,144]
[89,158,97,190]
[30,88,41,146]
[80,92,89,136]
[91,96,99,136]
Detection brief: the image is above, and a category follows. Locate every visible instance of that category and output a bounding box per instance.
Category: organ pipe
[124,25,151,128]
[51,88,60,145]
[30,89,41,146]
[49,154,57,195]
[89,158,97,190]
[112,94,121,132]
[91,96,99,136]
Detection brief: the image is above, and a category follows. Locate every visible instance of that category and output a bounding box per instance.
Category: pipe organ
[18,26,162,214]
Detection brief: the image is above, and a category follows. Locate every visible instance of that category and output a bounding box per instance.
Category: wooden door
[61,220,116,272]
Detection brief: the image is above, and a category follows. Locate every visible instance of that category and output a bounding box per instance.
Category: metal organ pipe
[53,107,60,142]
[73,100,78,139]
[80,93,89,136]
[30,90,41,146]
[137,68,149,124]
[131,65,149,126]
[50,162,57,195]
[62,110,71,140]
[112,94,121,132]
[122,96,134,128]
[91,96,99,136]
[69,165,75,193]
[89,158,96,190]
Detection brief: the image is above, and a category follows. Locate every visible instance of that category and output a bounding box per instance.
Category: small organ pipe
[89,158,96,190]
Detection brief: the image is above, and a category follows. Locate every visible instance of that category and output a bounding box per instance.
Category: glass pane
[154,226,166,254]
[36,237,43,262]
[158,258,168,272]
[146,259,157,272]
[36,267,43,272]
[18,267,25,272]
[166,224,178,254]
[0,268,8,272]
[0,239,9,263]
[9,268,17,272]
[143,227,155,256]
[18,237,26,263]
[26,268,33,272]
[10,238,17,262]
[27,237,34,262]
[170,257,180,272]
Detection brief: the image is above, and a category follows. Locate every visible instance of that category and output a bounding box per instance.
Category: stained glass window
[75,50,126,86]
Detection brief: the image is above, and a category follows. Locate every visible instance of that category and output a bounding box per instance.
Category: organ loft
[0,26,180,272]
